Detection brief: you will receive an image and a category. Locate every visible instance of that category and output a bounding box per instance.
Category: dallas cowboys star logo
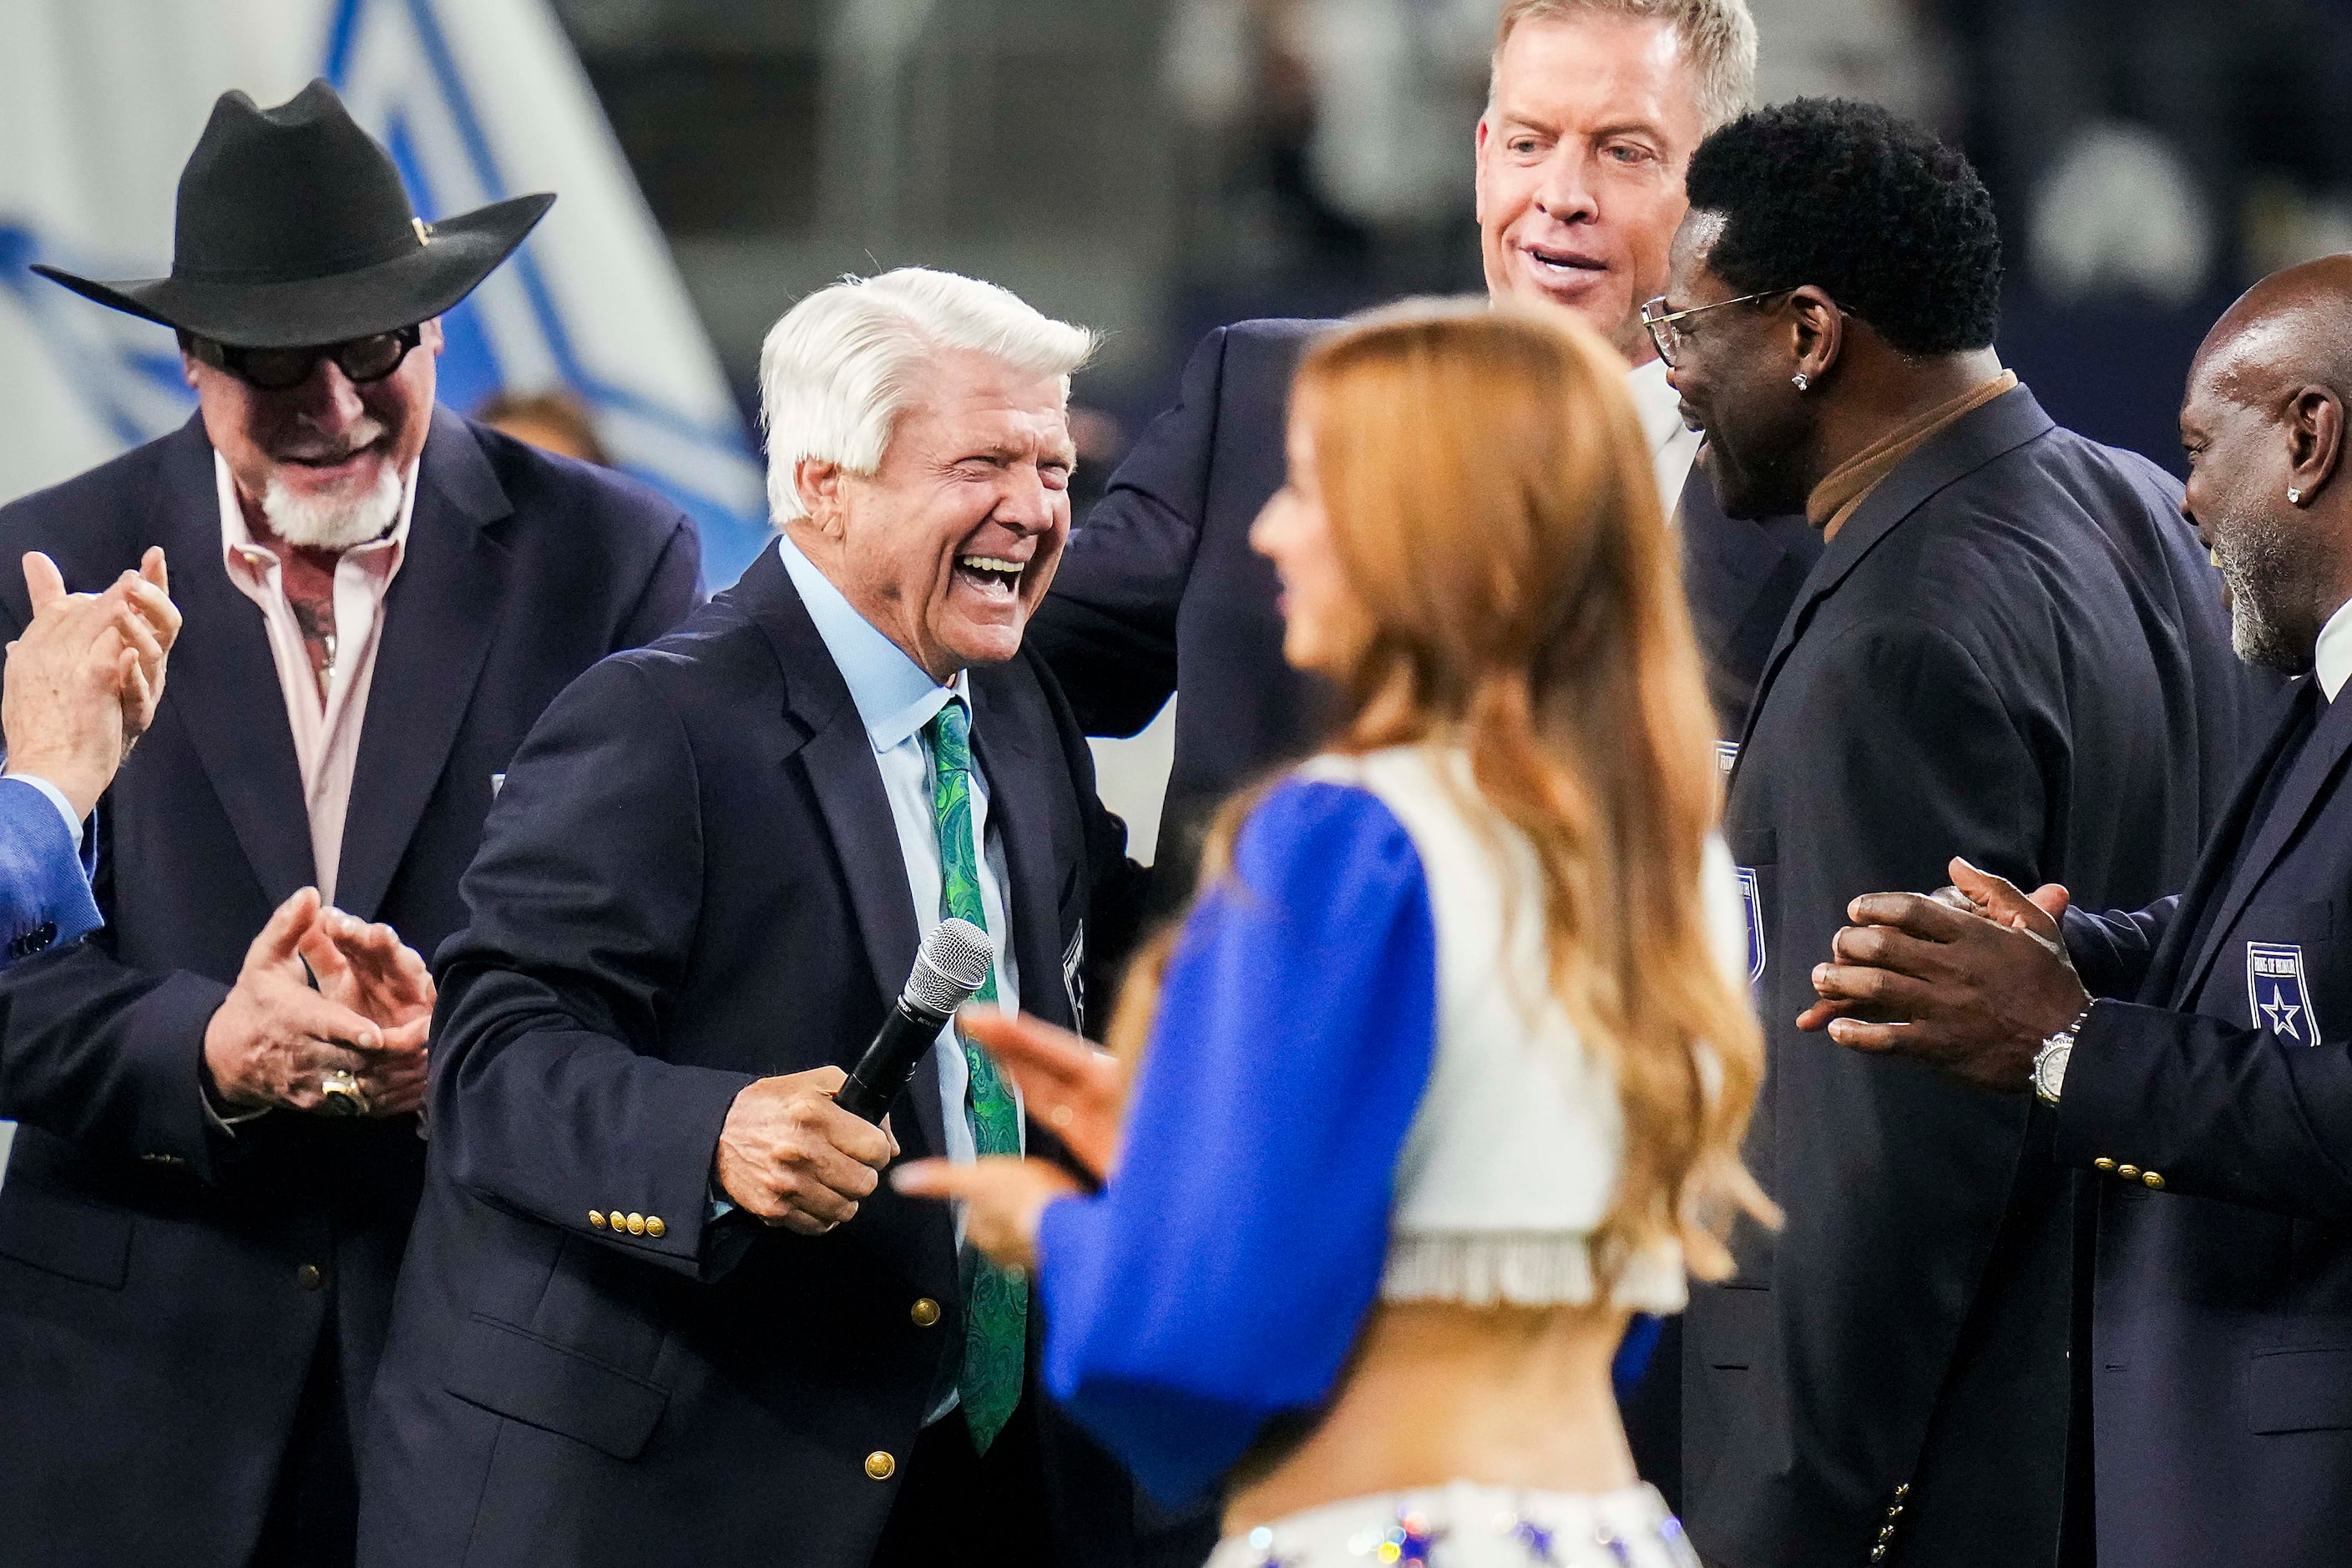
[2248,943,2320,1047]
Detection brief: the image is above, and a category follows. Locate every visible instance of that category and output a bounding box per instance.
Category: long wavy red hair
[1110,301,1774,1282]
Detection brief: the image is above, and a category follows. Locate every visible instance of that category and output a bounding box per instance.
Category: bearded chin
[2226,576,2312,675]
[260,463,403,551]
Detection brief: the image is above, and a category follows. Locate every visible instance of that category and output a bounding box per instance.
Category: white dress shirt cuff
[2,774,84,850]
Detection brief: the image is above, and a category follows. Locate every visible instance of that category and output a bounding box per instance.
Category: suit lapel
[2138,681,2315,1003]
[970,666,1068,1034]
[1735,387,2057,762]
[2177,681,2352,1001]
[335,410,513,922]
[149,417,315,903]
[737,551,943,1159]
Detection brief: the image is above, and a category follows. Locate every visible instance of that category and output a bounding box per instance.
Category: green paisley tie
[922,700,1026,1452]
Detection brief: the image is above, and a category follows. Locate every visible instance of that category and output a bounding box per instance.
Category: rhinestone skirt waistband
[1207,1481,1700,1568]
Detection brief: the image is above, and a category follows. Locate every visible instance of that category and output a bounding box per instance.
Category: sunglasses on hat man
[181,323,425,392]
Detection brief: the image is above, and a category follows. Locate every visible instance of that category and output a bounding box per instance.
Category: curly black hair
[1684,98,2003,357]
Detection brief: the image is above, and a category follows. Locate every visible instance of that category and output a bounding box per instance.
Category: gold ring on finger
[320,1069,369,1117]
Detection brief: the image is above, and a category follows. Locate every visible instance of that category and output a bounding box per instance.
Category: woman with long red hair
[901,301,1773,1566]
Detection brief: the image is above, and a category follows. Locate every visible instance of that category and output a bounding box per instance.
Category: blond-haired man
[1032,0,1803,898]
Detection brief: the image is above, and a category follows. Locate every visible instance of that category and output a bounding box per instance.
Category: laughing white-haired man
[359,268,1153,1568]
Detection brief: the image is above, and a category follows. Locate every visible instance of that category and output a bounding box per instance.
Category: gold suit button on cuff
[911,1297,941,1328]
[2093,1157,2115,1171]
[865,1451,896,1480]
[296,1262,325,1290]
[589,1211,607,1229]
[2142,1171,2165,1189]
[2117,1166,2140,1181]
[645,1216,666,1237]
[625,1212,646,1236]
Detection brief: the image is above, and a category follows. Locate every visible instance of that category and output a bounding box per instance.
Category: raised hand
[4,551,179,820]
[202,888,414,1116]
[891,1155,1081,1272]
[1798,856,2091,1094]
[954,1007,1125,1178]
[119,548,180,743]
[299,907,436,1117]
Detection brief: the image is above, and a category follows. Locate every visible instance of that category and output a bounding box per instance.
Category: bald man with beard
[1801,255,2352,1567]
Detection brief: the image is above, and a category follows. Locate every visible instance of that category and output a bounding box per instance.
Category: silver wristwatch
[2033,1004,2093,1105]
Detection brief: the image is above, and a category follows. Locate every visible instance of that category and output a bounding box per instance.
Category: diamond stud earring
[1792,372,1811,392]
[2290,487,2305,505]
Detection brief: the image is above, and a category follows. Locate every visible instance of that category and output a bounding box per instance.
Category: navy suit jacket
[2059,678,2352,1566]
[0,410,699,1567]
[0,779,100,965]
[358,549,1149,1568]
[1026,318,1820,909]
[1687,386,2260,1568]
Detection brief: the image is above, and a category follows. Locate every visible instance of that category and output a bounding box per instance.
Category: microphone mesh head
[904,918,994,1016]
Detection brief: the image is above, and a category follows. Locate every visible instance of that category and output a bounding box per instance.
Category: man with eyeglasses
[0,82,698,1567]
[1652,99,2261,1568]
[1029,8,1800,1540]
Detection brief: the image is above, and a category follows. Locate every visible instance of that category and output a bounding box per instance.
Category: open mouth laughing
[953,552,1029,603]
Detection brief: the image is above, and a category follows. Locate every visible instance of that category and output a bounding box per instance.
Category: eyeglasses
[1639,290,1795,369]
[187,324,423,392]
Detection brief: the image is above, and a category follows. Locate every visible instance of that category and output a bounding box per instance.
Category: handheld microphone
[836,918,994,1122]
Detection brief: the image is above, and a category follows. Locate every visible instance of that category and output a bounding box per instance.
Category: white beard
[260,463,403,551]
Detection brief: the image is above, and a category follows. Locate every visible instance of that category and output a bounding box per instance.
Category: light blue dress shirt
[771,534,1024,1165]
[771,534,1029,1424]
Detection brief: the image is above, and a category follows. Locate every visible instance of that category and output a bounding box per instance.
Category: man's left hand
[1798,857,2092,1094]
[301,907,435,1116]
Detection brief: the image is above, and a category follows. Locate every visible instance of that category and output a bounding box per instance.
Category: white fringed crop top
[1298,746,1749,1313]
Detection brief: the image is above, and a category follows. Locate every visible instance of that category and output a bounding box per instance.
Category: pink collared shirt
[215,452,414,908]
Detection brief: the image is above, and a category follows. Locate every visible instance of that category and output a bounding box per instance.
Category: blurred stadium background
[6,0,2348,855]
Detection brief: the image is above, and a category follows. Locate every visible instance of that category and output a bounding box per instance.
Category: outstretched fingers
[248,888,326,973]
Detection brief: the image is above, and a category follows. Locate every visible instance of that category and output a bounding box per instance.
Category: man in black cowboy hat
[0,80,700,1567]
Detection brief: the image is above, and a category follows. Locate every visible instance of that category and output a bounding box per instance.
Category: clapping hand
[301,904,437,1116]
[201,889,437,1119]
[3,549,180,820]
[1798,857,2092,1094]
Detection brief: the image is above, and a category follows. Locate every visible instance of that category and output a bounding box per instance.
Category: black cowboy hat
[34,78,552,350]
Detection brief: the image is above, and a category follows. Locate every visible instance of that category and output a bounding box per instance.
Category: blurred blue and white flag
[0,0,771,587]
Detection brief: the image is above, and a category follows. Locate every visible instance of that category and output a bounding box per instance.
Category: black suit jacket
[357,549,1147,1568]
[0,411,700,1567]
[2058,680,2352,1566]
[1027,318,1820,906]
[1685,386,2258,1568]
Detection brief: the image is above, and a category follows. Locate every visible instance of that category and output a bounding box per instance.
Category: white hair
[758,267,1099,525]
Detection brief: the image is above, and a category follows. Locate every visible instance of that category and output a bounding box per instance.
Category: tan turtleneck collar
[1808,370,2018,539]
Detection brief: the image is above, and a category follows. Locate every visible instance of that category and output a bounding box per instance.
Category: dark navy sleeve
[1034,776,1438,1508]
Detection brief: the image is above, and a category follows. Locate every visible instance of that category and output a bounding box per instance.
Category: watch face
[2036,1041,2071,1100]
